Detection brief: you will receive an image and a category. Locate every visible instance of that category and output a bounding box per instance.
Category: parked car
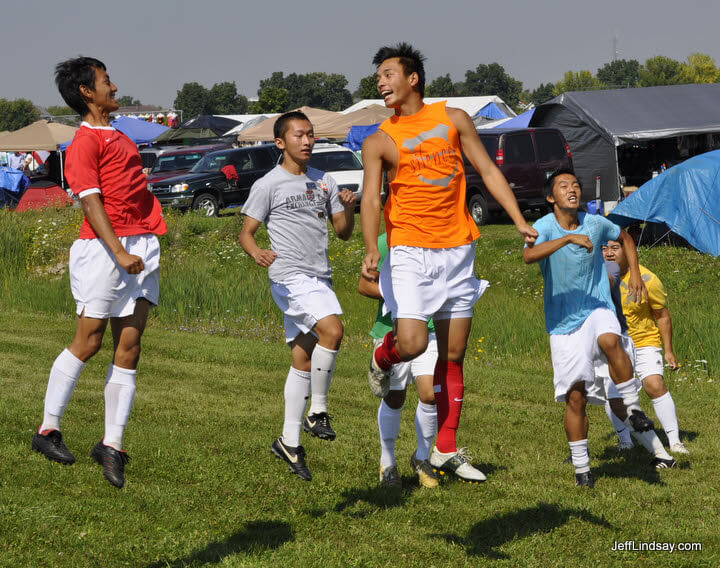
[147,144,281,216]
[308,143,364,204]
[464,128,573,225]
[145,144,228,184]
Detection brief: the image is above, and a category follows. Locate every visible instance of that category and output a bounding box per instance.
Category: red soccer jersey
[66,123,167,239]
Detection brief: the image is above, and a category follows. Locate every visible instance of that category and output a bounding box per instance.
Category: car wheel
[192,193,219,217]
[468,192,489,225]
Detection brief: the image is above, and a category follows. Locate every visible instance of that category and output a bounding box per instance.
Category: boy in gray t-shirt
[240,111,356,481]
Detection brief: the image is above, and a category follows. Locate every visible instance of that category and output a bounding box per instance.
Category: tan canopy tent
[343,104,394,125]
[0,120,77,151]
[236,107,348,142]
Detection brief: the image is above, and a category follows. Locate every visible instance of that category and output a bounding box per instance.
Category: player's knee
[395,335,426,360]
[642,375,667,398]
[317,320,343,349]
[597,333,620,354]
[566,386,587,411]
[115,343,141,368]
[418,391,435,405]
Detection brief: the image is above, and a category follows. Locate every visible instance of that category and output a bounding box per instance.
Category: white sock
[630,428,673,460]
[604,401,633,446]
[414,401,437,461]
[378,400,402,468]
[568,439,590,474]
[282,367,310,447]
[41,349,85,432]
[651,392,681,446]
[614,378,641,412]
[103,364,137,451]
[308,345,337,416]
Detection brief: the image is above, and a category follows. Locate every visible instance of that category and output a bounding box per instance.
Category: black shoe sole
[431,466,485,485]
[302,423,336,441]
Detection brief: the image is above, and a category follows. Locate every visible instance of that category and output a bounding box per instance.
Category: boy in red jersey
[31,57,167,489]
[360,43,537,484]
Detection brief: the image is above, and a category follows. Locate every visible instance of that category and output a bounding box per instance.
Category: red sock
[373,331,403,370]
[434,360,464,453]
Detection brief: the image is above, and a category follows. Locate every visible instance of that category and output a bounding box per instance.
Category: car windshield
[191,152,232,173]
[309,151,362,172]
[151,152,204,173]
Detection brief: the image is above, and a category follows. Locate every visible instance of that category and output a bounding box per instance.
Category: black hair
[544,167,581,199]
[273,111,312,140]
[54,56,107,117]
[372,42,426,97]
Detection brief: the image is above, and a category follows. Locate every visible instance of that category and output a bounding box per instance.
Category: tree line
[1,52,718,132]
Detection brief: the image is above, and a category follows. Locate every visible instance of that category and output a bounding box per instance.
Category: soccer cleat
[410,453,439,489]
[651,456,677,469]
[368,351,391,398]
[31,430,76,465]
[303,412,336,441]
[379,465,401,488]
[628,409,654,432]
[575,471,595,488]
[670,442,689,455]
[430,447,486,484]
[271,438,311,481]
[90,440,130,488]
[617,439,634,451]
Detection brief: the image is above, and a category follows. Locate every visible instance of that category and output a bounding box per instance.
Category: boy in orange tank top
[360,43,538,484]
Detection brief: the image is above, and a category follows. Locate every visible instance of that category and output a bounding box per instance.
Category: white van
[309,143,364,206]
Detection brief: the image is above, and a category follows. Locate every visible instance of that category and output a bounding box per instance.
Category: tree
[0,98,40,131]
[116,95,142,107]
[46,105,74,116]
[459,63,523,108]
[354,74,379,100]
[250,87,289,113]
[638,56,684,87]
[553,70,601,95]
[528,83,556,106]
[679,52,720,84]
[174,82,212,119]
[596,59,641,88]
[256,71,353,111]
[426,74,456,97]
[208,82,249,114]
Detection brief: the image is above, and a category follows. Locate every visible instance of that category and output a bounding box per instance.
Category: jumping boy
[359,233,439,489]
[360,43,537,484]
[240,111,356,482]
[523,168,657,488]
[31,57,167,489]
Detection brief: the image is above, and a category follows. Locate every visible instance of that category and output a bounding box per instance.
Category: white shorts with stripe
[270,273,342,343]
[379,242,488,322]
[69,234,160,319]
[374,332,438,391]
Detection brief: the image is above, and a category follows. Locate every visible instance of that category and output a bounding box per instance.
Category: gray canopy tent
[529,83,720,203]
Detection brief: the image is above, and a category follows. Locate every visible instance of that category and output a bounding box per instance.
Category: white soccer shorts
[373,332,439,391]
[589,332,640,406]
[69,234,160,319]
[635,346,664,380]
[270,273,342,343]
[379,242,488,322]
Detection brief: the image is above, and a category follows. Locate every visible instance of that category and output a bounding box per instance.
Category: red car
[145,145,229,183]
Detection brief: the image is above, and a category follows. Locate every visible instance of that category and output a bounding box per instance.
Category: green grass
[1,208,719,566]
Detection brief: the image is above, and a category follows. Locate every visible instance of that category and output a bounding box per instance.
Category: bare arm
[360,132,386,279]
[522,233,593,264]
[358,269,382,299]
[80,193,143,274]
[239,216,277,268]
[617,230,648,303]
[653,307,678,369]
[330,189,356,241]
[448,107,538,245]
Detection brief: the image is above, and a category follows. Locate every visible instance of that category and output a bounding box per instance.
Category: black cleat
[271,438,311,481]
[90,440,130,488]
[31,430,76,464]
[628,409,654,432]
[651,456,677,469]
[303,412,336,441]
[575,471,595,488]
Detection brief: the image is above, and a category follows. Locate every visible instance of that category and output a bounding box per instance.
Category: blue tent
[475,102,507,120]
[608,150,720,256]
[0,166,30,208]
[111,116,170,144]
[493,108,534,129]
[344,124,380,151]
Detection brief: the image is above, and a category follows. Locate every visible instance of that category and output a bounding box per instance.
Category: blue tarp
[608,150,720,256]
[475,102,507,120]
[59,117,170,150]
[493,108,534,129]
[344,124,380,151]
[0,166,30,208]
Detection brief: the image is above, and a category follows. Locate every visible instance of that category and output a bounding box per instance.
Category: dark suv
[464,128,573,224]
[148,144,281,216]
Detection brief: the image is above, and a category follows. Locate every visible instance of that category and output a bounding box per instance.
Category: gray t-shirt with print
[242,165,344,282]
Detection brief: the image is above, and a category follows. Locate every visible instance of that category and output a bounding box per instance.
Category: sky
[2,0,720,109]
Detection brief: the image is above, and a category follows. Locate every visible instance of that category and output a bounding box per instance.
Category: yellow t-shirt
[619,265,666,348]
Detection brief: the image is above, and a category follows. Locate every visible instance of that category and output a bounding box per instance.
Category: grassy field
[0,207,718,567]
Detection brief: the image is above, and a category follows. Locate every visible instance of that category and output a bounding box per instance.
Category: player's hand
[626,272,649,303]
[115,250,144,274]
[665,351,679,370]
[253,249,277,268]
[338,189,357,210]
[568,234,593,252]
[516,222,538,245]
[361,251,381,280]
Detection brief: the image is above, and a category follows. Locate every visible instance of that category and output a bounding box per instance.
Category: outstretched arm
[523,233,593,264]
[239,216,276,268]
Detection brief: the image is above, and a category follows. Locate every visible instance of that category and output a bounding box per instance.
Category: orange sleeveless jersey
[378,101,480,248]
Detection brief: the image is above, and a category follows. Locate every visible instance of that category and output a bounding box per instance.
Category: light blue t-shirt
[530,212,621,335]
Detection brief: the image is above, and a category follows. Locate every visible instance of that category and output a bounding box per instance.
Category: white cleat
[430,446,486,484]
[670,442,690,455]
